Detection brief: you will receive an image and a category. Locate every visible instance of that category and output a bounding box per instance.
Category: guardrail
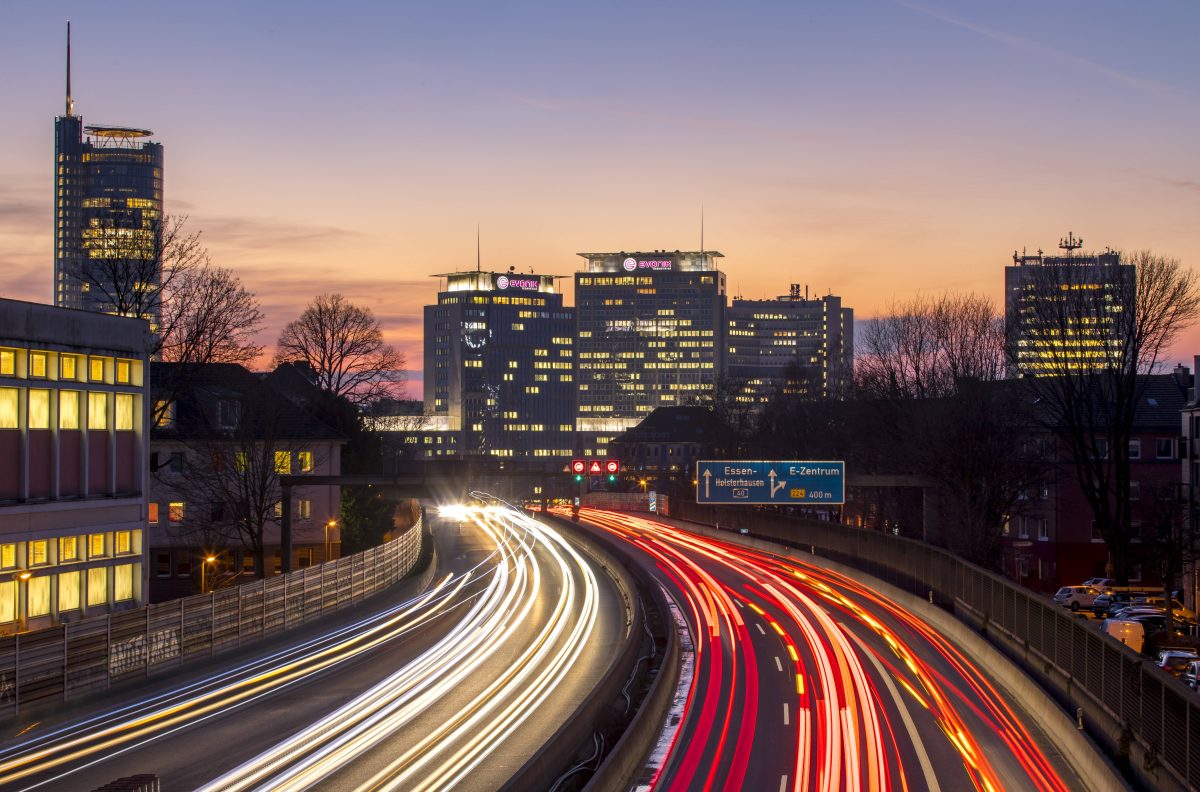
[0,517,425,718]
[674,500,1198,792]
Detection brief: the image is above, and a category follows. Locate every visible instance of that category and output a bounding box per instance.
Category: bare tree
[160,266,265,366]
[1143,482,1200,635]
[275,294,406,406]
[1017,251,1200,582]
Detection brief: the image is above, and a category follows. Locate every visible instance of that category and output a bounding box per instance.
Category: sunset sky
[2,1,1198,394]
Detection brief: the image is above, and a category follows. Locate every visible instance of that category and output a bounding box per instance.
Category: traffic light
[574,474,583,482]
[607,474,616,482]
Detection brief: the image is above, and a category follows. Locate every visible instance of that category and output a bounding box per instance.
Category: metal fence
[675,501,1200,791]
[0,518,424,717]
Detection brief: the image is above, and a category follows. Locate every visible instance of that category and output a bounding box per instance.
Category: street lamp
[639,479,648,493]
[326,519,337,562]
[200,555,217,594]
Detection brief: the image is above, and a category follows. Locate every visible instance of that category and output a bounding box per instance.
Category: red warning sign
[570,460,586,474]
[588,460,603,474]
[604,460,620,474]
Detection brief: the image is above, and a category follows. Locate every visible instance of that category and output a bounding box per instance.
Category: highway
[570,508,1082,792]
[0,502,625,792]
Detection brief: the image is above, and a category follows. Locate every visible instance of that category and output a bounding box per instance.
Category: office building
[0,297,150,634]
[575,251,726,454]
[727,285,853,404]
[424,270,575,459]
[54,24,165,326]
[1005,234,1135,376]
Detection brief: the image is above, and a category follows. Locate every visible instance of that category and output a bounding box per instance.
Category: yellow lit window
[298,500,311,519]
[88,392,108,430]
[60,536,79,562]
[154,400,174,428]
[59,570,81,611]
[298,451,313,473]
[274,501,283,518]
[0,388,16,429]
[89,533,107,558]
[116,393,134,430]
[169,503,185,524]
[0,544,14,568]
[89,357,105,382]
[0,581,16,623]
[30,352,47,378]
[29,540,48,566]
[116,360,131,384]
[87,567,107,606]
[235,452,247,472]
[29,390,49,429]
[60,391,80,429]
[61,355,77,380]
[114,564,133,602]
[116,531,132,554]
[27,576,50,617]
[274,451,291,474]
[148,502,159,524]
[0,349,14,376]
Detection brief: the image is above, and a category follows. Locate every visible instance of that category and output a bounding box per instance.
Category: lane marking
[779,775,788,792]
[782,702,790,726]
[756,623,766,635]
[845,628,941,792]
[775,656,783,672]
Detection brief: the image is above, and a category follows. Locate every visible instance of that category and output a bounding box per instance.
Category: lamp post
[325,519,337,562]
[639,478,648,493]
[200,555,216,594]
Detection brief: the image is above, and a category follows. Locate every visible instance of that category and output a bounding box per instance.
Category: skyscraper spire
[65,20,73,117]
[476,223,481,272]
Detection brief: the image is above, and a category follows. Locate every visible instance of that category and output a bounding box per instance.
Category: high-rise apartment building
[424,270,575,459]
[575,251,726,453]
[1005,234,1134,376]
[727,285,854,404]
[54,25,164,325]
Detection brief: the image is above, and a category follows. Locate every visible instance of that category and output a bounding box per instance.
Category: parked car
[1083,578,1117,590]
[1107,597,1152,618]
[1054,586,1101,612]
[1157,649,1199,677]
[1092,591,1146,618]
[1132,598,1197,621]
[1183,660,1200,690]
[1103,619,1146,653]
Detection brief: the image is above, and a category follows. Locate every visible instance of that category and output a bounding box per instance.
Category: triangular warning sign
[589,460,602,474]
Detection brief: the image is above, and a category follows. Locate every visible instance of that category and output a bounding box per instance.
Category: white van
[1102,619,1145,654]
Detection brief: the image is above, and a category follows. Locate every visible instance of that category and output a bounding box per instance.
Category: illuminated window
[169,503,185,524]
[116,393,134,430]
[274,451,291,474]
[60,391,80,429]
[87,567,107,606]
[29,390,49,429]
[274,501,283,518]
[0,544,14,569]
[88,392,108,430]
[234,452,247,472]
[59,570,81,611]
[116,531,132,554]
[298,451,314,473]
[298,500,311,520]
[0,581,16,623]
[154,400,175,428]
[61,355,77,380]
[116,360,131,384]
[27,576,50,617]
[29,540,48,566]
[89,358,105,382]
[0,349,14,376]
[0,388,16,429]
[60,536,79,562]
[148,503,159,525]
[114,564,133,602]
[89,533,107,558]
[29,352,47,378]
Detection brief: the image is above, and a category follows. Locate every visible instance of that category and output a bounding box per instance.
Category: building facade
[575,251,726,456]
[1005,238,1135,376]
[54,28,164,323]
[423,270,575,460]
[727,285,853,404]
[0,298,150,634]
[148,364,343,600]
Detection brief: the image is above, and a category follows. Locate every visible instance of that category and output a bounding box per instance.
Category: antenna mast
[476,224,480,273]
[1059,231,1083,254]
[65,21,73,117]
[700,205,704,255]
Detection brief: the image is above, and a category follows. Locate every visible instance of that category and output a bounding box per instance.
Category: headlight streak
[568,509,1070,792]
[195,499,602,792]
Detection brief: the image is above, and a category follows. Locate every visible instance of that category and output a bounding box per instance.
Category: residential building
[1179,357,1200,614]
[575,250,726,456]
[0,297,150,634]
[423,269,575,460]
[1005,234,1135,376]
[727,285,853,404]
[148,363,344,600]
[54,25,165,324]
[609,406,736,499]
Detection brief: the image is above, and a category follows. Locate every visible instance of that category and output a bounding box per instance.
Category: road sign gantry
[695,460,845,505]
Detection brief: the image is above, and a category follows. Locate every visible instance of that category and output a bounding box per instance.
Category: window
[168,452,184,474]
[115,531,132,554]
[234,452,247,472]
[274,501,283,519]
[0,544,14,569]
[1094,438,1109,460]
[27,576,50,617]
[154,400,175,428]
[274,451,291,475]
[298,500,311,520]
[0,349,14,376]
[114,564,133,602]
[30,352,47,378]
[59,391,80,429]
[1129,439,1141,460]
[218,399,240,429]
[88,392,108,430]
[59,570,81,611]
[115,360,131,384]
[89,533,106,558]
[148,502,159,525]
[115,394,134,430]
[175,557,191,577]
[61,355,77,380]
[29,540,48,566]
[1129,480,1141,501]
[1037,519,1049,540]
[169,503,185,524]
[87,567,107,606]
[298,451,314,473]
[1157,438,1174,459]
[60,536,79,562]
[0,581,15,623]
[28,389,49,429]
[89,357,104,382]
[0,388,16,429]
[155,551,171,578]
[1017,519,1029,539]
